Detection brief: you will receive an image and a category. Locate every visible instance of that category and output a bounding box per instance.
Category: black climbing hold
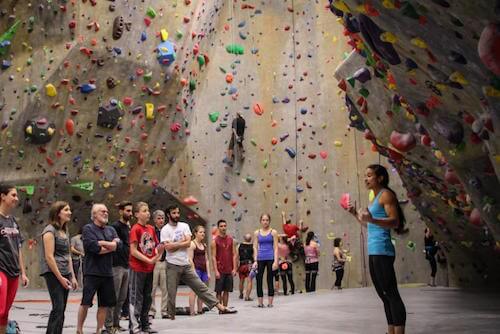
[358,14,401,65]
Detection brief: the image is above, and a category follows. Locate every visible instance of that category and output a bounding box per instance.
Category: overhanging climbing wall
[2,0,442,289]
[331,0,500,286]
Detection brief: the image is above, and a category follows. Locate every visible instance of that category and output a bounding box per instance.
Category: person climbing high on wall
[225,112,246,166]
[345,164,407,334]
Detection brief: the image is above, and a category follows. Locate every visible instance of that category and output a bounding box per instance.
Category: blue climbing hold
[80,83,96,94]
[285,147,296,158]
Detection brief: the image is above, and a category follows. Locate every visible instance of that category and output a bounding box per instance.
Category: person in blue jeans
[252,213,278,308]
[346,164,407,334]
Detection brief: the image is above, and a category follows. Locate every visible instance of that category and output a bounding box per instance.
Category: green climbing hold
[143,71,153,82]
[407,241,416,251]
[246,176,255,183]
[197,55,206,67]
[209,112,219,122]
[226,44,245,55]
[16,185,35,196]
[220,122,228,128]
[347,77,356,88]
[401,2,420,20]
[359,87,370,98]
[189,79,196,92]
[175,30,184,40]
[0,20,20,56]
[219,66,227,73]
[250,138,257,146]
[263,159,268,168]
[146,7,157,19]
[71,181,94,192]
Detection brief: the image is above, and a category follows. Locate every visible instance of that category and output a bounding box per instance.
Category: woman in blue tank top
[347,164,407,334]
[252,213,278,308]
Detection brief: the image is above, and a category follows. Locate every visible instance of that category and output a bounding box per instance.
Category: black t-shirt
[238,243,253,263]
[111,220,130,268]
[82,222,118,277]
[155,226,166,262]
[232,117,245,138]
[0,215,24,278]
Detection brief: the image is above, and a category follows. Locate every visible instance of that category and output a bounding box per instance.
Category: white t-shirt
[160,222,192,266]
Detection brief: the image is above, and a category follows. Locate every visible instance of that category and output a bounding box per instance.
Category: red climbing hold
[469,208,482,226]
[390,130,416,152]
[478,23,500,75]
[444,168,461,185]
[339,193,351,210]
[319,151,328,159]
[170,122,181,133]
[65,119,74,136]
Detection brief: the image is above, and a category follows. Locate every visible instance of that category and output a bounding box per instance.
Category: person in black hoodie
[104,201,133,333]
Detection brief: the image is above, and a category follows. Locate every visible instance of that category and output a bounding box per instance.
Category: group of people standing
[0,163,412,334]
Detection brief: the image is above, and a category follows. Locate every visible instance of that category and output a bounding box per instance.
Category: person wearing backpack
[345,164,407,334]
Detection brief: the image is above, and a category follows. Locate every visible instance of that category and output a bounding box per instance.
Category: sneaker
[142,325,158,334]
[161,314,169,319]
[219,308,237,314]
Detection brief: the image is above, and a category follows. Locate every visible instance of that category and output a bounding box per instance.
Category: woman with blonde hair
[188,225,210,315]
[40,201,78,334]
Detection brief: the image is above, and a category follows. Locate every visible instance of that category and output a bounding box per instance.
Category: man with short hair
[77,204,120,334]
[104,201,132,333]
[149,210,168,319]
[160,205,237,320]
[226,112,246,165]
[237,233,254,301]
[211,220,237,307]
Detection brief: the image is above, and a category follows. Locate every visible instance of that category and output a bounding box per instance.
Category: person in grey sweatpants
[160,204,237,320]
[105,201,132,333]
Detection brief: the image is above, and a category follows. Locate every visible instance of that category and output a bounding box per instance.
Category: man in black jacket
[77,204,119,334]
[105,201,133,333]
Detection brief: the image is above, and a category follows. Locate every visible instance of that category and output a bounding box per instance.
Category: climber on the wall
[225,112,246,166]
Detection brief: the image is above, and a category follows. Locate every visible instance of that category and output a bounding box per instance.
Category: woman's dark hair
[334,237,342,247]
[0,183,16,198]
[117,200,132,210]
[48,201,70,231]
[165,204,179,216]
[305,231,315,246]
[367,164,406,234]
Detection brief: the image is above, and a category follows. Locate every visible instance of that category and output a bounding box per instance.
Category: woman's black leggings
[369,255,406,326]
[280,264,295,295]
[256,260,274,297]
[43,272,70,334]
[334,268,344,287]
[427,255,437,277]
[305,262,319,292]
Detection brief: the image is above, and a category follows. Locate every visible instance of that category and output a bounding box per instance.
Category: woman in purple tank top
[252,214,278,308]
[188,225,210,315]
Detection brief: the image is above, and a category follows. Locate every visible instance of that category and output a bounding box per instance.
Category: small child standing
[129,202,164,334]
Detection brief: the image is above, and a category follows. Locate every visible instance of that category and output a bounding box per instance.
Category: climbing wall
[330,0,500,286]
[2,0,437,289]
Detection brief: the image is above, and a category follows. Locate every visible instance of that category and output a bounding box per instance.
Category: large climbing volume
[0,20,20,56]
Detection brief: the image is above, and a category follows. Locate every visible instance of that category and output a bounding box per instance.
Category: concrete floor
[10,286,500,334]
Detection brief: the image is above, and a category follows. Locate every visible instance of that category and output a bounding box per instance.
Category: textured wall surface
[331,0,500,286]
[1,0,443,289]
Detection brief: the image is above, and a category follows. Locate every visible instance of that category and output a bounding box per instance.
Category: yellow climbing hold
[334,140,343,147]
[331,0,351,13]
[25,126,32,135]
[327,232,336,240]
[495,155,500,163]
[411,37,428,49]
[119,161,126,168]
[380,32,398,44]
[484,86,500,97]
[45,83,57,97]
[47,127,55,136]
[145,103,154,120]
[160,29,169,42]
[382,0,397,9]
[434,150,443,160]
[449,71,468,85]
[103,182,110,189]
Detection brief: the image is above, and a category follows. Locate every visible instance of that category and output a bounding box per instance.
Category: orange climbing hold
[225,73,233,83]
[253,103,264,116]
[183,196,198,206]
[65,119,74,136]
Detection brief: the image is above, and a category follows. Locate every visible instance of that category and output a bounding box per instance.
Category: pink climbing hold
[183,196,198,206]
[123,97,133,106]
[469,208,482,226]
[390,130,416,152]
[339,193,351,210]
[319,151,328,159]
[444,168,461,185]
[253,103,264,116]
[170,122,181,133]
[478,23,500,75]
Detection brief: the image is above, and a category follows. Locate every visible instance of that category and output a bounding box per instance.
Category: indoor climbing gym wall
[0,0,467,290]
[330,0,500,287]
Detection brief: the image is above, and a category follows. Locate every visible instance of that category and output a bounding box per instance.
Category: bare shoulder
[271,229,278,236]
[380,189,396,204]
